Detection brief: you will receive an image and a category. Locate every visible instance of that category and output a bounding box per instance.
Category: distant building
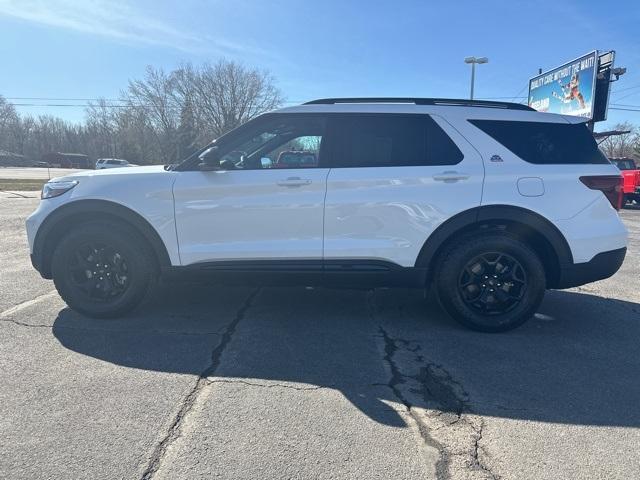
[0,150,33,167]
[41,152,92,169]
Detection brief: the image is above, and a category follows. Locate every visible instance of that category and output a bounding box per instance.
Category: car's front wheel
[435,233,546,332]
[51,221,155,318]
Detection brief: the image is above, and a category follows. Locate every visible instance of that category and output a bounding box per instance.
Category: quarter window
[469,120,609,165]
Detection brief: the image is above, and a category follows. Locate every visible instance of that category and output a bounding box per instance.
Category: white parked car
[26,98,627,331]
[95,158,135,169]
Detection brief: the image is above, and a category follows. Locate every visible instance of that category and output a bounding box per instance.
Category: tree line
[0,59,283,165]
[598,121,640,160]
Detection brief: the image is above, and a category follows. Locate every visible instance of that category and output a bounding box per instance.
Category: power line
[612,89,640,103]
[9,101,304,108]
[508,84,529,102]
[611,83,640,95]
[609,107,640,112]
[610,103,640,108]
[12,103,130,107]
[5,97,125,102]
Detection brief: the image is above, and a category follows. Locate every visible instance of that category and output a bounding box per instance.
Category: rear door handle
[277,177,312,187]
[433,171,470,182]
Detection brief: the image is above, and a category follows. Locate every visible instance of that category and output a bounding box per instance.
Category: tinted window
[330,114,462,168]
[612,159,636,170]
[470,120,608,164]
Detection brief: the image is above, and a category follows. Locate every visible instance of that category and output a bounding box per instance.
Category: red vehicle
[610,158,640,206]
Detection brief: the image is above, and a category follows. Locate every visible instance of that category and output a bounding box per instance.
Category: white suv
[26,98,628,331]
[95,158,134,169]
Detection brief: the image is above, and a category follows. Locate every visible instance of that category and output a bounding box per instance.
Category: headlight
[41,180,79,199]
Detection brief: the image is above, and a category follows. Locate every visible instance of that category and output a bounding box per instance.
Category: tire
[51,221,156,318]
[435,233,546,333]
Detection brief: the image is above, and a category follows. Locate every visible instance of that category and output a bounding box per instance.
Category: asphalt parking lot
[1,192,639,480]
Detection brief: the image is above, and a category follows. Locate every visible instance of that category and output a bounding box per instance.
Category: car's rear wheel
[435,233,546,332]
[51,222,155,318]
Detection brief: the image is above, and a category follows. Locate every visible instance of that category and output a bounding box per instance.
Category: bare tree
[86,99,119,158]
[0,59,283,164]
[122,66,182,163]
[599,122,639,158]
[0,95,21,152]
[176,60,284,140]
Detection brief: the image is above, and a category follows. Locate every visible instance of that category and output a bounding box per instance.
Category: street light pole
[464,56,489,100]
[470,62,476,100]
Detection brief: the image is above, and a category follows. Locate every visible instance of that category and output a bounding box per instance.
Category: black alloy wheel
[458,252,526,315]
[67,242,131,301]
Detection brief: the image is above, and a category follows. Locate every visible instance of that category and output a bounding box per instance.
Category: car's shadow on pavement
[52,284,640,429]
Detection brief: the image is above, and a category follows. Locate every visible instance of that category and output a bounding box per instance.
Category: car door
[323,113,484,268]
[172,114,329,266]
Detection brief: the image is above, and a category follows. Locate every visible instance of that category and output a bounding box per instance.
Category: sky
[0,0,639,130]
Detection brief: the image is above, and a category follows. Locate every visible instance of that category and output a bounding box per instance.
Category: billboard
[528,51,598,119]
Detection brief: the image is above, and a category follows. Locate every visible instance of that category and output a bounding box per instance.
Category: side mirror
[261,157,273,169]
[198,146,220,171]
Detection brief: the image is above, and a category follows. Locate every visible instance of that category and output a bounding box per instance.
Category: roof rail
[303,97,534,111]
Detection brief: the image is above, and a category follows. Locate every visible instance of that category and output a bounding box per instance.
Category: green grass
[0,178,48,191]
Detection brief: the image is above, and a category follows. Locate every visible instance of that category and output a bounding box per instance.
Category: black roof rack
[304,97,534,111]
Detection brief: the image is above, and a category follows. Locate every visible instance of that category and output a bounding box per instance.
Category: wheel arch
[33,199,172,279]
[416,205,573,289]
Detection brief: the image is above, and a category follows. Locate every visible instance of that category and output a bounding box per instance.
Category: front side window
[329,114,463,168]
[207,115,325,170]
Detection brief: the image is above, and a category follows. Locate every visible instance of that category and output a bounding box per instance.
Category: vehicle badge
[490,154,503,162]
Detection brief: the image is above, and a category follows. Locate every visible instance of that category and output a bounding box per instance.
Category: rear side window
[330,114,463,168]
[469,120,608,164]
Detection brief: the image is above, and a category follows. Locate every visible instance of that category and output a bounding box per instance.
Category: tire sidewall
[436,234,546,332]
[52,223,154,318]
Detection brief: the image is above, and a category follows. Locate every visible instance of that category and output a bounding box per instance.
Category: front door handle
[277,177,312,187]
[433,171,470,182]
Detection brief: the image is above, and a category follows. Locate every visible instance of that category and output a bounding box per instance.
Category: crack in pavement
[0,317,52,328]
[471,421,499,480]
[0,290,58,318]
[139,287,261,480]
[0,315,227,337]
[205,378,326,391]
[368,290,499,480]
[0,189,38,198]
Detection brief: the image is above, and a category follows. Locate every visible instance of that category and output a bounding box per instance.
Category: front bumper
[556,247,626,288]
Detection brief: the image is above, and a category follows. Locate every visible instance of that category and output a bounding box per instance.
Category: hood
[49,165,167,182]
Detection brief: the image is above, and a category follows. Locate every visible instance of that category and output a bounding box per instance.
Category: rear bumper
[556,247,626,288]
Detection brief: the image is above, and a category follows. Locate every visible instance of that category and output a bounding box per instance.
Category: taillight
[579,175,623,210]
